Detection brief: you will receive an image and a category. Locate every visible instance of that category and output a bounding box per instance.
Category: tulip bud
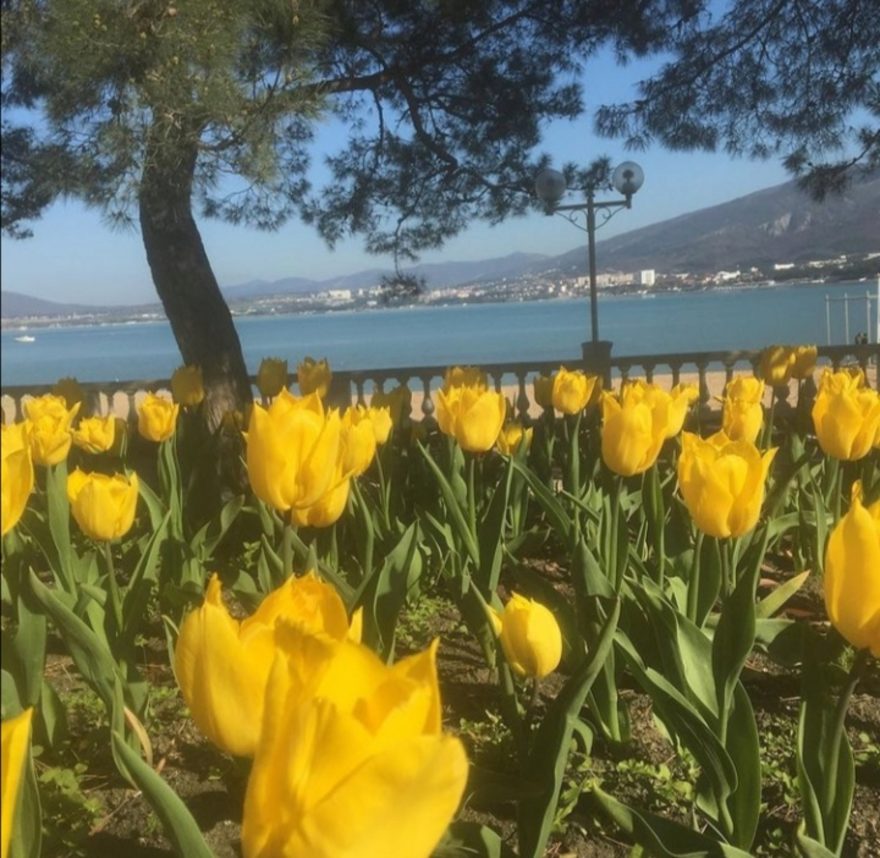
[67,468,139,541]
[137,393,179,442]
[677,431,777,538]
[1,422,34,537]
[256,357,288,399]
[758,345,795,387]
[170,364,205,406]
[496,421,533,456]
[1,707,34,858]
[24,394,80,466]
[533,373,554,410]
[600,383,668,476]
[174,572,360,757]
[371,385,411,425]
[790,345,818,379]
[341,405,378,477]
[436,385,506,453]
[491,593,562,679]
[720,376,765,444]
[824,482,880,656]
[369,405,393,445]
[552,366,599,415]
[443,365,488,392]
[811,369,880,461]
[246,390,341,512]
[297,356,332,398]
[72,414,117,454]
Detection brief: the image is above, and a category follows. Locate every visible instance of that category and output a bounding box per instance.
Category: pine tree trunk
[138,120,252,431]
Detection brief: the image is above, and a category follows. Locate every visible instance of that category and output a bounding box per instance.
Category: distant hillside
[4,177,878,317]
[220,251,548,299]
[0,291,107,318]
[548,174,880,276]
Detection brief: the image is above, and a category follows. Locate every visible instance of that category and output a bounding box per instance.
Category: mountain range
[3,175,879,318]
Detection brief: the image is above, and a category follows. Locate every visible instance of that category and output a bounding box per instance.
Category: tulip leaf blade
[27,569,119,710]
[417,442,480,566]
[111,731,214,858]
[794,828,838,858]
[518,598,620,858]
[478,455,514,594]
[590,786,753,857]
[510,458,573,546]
[755,570,810,619]
[436,821,516,857]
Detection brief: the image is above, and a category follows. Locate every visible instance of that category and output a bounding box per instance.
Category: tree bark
[139,119,252,431]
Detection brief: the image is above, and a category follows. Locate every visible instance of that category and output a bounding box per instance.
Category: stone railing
[2,343,877,424]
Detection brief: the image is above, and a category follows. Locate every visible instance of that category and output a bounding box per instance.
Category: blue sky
[1,46,793,307]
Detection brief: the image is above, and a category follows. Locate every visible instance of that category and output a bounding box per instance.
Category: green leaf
[359,522,422,656]
[9,736,42,858]
[28,570,118,709]
[794,828,838,858]
[756,570,810,619]
[591,786,752,857]
[45,460,75,590]
[435,821,517,858]
[511,458,573,546]
[417,442,480,566]
[137,476,167,532]
[2,574,47,708]
[719,683,761,850]
[190,494,244,560]
[111,731,213,858]
[518,599,620,858]
[477,458,513,594]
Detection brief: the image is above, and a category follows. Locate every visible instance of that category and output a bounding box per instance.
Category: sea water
[1,280,875,387]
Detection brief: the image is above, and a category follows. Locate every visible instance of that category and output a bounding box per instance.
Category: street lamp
[535,161,644,367]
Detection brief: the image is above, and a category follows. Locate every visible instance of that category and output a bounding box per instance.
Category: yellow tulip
[256,357,288,398]
[824,483,880,656]
[24,394,79,466]
[533,373,554,410]
[721,376,765,444]
[71,414,116,454]
[677,431,777,538]
[51,376,86,412]
[67,469,139,541]
[490,593,562,679]
[298,356,332,398]
[552,366,599,415]
[496,422,533,456]
[246,390,342,512]
[758,345,795,386]
[371,384,412,425]
[241,633,467,858]
[811,369,880,461]
[170,364,205,406]
[175,572,359,757]
[291,457,351,529]
[369,405,393,445]
[1,422,34,537]
[137,393,179,442]
[1,707,33,858]
[443,365,488,391]
[436,385,506,453]
[791,345,818,379]
[600,383,668,476]
[666,383,700,438]
[341,405,378,477]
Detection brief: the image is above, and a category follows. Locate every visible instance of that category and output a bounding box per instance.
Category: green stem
[375,451,391,532]
[569,412,582,496]
[467,453,477,542]
[762,387,777,449]
[282,520,294,578]
[823,649,869,819]
[103,542,124,636]
[609,474,622,590]
[687,531,704,625]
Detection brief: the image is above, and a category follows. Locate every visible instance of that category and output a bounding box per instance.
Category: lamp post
[535,161,644,369]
